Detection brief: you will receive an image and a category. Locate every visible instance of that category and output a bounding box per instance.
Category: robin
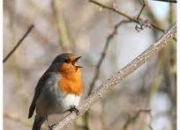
[28,53,83,130]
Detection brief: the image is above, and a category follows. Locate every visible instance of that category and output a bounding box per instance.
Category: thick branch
[50,23,176,130]
[3,24,34,63]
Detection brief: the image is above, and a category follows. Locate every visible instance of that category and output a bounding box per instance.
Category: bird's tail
[32,115,46,130]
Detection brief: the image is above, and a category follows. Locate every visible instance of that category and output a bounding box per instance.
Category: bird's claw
[48,123,58,130]
[69,106,79,116]
[48,125,53,130]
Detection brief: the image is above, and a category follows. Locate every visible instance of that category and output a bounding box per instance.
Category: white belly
[61,94,80,110]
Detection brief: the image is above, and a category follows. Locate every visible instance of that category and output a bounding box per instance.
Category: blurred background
[3,0,176,130]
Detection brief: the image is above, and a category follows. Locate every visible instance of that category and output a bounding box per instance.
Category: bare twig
[49,23,176,130]
[153,0,177,3]
[137,0,146,21]
[3,24,34,63]
[123,109,153,130]
[148,112,154,130]
[51,0,71,51]
[135,0,146,31]
[87,20,130,96]
[84,20,130,130]
[88,0,165,32]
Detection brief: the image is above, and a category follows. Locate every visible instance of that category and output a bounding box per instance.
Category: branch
[136,0,146,21]
[3,24,34,63]
[84,20,131,130]
[51,0,71,51]
[135,0,146,31]
[87,20,130,96]
[49,23,176,130]
[123,109,153,130]
[153,0,177,3]
[89,0,165,32]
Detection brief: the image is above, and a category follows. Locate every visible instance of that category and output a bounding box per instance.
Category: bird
[28,53,83,130]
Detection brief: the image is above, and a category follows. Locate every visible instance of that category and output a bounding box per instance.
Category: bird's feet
[48,125,53,130]
[48,123,58,130]
[68,106,79,116]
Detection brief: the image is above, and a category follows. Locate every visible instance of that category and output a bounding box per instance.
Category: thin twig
[137,0,146,21]
[135,0,146,31]
[84,20,130,130]
[87,20,130,96]
[3,24,34,63]
[88,0,165,32]
[148,112,154,130]
[153,0,177,3]
[123,109,153,130]
[49,23,176,130]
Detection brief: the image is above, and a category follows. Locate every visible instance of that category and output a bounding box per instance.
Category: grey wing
[28,72,54,118]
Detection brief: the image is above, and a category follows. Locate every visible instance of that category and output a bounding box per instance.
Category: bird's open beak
[74,56,83,69]
[75,56,81,62]
[75,65,83,68]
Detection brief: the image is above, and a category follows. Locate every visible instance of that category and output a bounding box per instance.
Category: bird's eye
[65,59,71,63]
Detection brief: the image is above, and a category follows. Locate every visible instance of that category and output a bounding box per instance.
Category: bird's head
[51,53,83,74]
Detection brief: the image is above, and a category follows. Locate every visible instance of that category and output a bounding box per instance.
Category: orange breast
[58,70,83,96]
[58,78,83,95]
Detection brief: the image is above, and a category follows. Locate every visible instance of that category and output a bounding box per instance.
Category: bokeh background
[3,0,176,130]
